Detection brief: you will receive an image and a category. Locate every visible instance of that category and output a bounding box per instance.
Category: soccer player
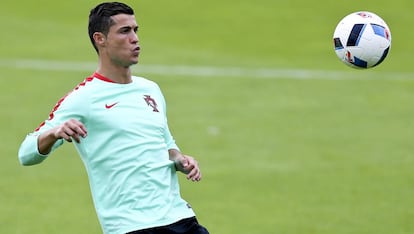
[17,2,209,234]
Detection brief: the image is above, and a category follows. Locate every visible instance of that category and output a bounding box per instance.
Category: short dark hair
[88,2,134,53]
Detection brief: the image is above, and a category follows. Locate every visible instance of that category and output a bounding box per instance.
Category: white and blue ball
[333,11,391,69]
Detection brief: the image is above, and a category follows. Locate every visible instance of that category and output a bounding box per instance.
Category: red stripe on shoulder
[34,76,95,131]
[93,72,116,83]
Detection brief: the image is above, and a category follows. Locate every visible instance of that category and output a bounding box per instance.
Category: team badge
[143,95,159,112]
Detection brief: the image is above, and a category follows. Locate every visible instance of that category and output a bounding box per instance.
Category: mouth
[132,46,140,56]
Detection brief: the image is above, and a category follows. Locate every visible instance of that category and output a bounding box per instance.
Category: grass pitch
[1,0,414,233]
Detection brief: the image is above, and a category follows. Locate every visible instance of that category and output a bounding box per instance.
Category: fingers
[187,166,202,182]
[182,156,202,182]
[55,119,87,143]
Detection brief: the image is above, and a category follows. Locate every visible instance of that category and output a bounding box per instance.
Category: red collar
[92,72,116,83]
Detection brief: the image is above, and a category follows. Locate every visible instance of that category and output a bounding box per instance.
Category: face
[96,14,140,67]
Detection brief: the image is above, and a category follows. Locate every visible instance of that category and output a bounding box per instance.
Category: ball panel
[353,56,368,68]
[372,46,390,67]
[346,24,366,46]
[371,24,389,39]
[333,38,344,50]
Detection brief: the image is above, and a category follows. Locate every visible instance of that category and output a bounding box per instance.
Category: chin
[125,60,138,67]
[131,58,139,64]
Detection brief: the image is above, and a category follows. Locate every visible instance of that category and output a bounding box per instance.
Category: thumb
[181,157,189,167]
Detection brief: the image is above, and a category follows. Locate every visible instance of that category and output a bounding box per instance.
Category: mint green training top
[18,72,196,234]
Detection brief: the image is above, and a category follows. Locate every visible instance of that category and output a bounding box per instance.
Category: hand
[176,155,202,182]
[37,119,87,155]
[54,119,87,143]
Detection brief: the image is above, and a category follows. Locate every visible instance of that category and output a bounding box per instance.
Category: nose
[130,32,138,44]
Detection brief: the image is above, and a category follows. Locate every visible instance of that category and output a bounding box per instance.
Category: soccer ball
[333,11,391,69]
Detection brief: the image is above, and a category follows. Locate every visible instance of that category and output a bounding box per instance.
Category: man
[18,2,209,234]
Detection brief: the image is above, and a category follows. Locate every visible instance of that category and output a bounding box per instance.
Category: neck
[96,59,133,84]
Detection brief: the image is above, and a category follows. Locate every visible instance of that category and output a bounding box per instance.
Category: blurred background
[1,0,413,233]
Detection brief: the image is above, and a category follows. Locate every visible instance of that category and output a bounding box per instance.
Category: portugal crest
[143,95,159,112]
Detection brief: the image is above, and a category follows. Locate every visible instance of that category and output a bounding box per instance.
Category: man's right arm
[18,130,62,166]
[18,119,87,166]
[38,119,88,154]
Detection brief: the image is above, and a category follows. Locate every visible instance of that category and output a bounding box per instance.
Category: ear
[93,32,106,48]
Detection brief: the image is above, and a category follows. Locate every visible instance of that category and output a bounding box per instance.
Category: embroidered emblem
[143,95,159,112]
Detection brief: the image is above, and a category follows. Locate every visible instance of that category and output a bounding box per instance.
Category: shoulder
[57,76,97,108]
[131,76,163,94]
[131,76,159,87]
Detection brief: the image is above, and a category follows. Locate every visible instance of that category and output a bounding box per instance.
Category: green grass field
[1,0,414,233]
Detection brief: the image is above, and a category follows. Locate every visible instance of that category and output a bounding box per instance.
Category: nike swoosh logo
[105,102,119,109]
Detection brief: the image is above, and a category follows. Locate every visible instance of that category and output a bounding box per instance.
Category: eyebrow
[118,25,139,32]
